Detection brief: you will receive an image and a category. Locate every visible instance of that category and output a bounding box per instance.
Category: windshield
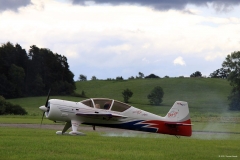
[80,98,131,112]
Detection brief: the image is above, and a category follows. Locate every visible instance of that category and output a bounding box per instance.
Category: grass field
[6,78,235,115]
[2,78,240,125]
[0,127,239,160]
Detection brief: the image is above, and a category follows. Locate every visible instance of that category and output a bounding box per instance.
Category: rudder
[164,101,192,136]
[165,101,190,122]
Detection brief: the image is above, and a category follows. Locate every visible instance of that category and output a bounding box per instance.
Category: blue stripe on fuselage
[83,120,157,133]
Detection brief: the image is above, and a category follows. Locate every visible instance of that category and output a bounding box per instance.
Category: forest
[0,42,75,98]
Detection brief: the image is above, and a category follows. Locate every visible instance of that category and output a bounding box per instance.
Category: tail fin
[164,101,192,136]
[165,101,190,122]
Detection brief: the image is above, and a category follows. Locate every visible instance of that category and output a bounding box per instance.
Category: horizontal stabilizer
[165,122,193,126]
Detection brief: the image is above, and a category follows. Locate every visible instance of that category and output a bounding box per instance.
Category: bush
[5,103,27,115]
[0,96,27,115]
[145,74,160,79]
[147,86,164,106]
[122,88,133,103]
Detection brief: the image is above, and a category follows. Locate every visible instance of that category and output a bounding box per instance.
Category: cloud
[71,0,240,11]
[0,0,32,12]
[173,57,186,66]
[0,1,240,79]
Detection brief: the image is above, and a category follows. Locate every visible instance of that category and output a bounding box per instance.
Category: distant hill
[75,78,231,114]
[7,78,232,116]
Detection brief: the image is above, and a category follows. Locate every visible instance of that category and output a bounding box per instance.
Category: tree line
[0,42,75,98]
[78,72,160,81]
[79,70,228,81]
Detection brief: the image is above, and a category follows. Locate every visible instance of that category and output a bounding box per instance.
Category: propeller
[40,112,45,126]
[45,89,51,109]
[40,89,51,126]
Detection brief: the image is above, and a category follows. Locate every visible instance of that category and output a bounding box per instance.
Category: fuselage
[41,98,192,136]
[45,99,164,123]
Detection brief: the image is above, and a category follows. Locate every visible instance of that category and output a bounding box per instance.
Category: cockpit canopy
[80,98,131,112]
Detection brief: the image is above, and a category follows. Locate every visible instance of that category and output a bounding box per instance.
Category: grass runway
[0,125,239,160]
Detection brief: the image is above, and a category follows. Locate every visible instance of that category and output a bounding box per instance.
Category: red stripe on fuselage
[140,119,192,137]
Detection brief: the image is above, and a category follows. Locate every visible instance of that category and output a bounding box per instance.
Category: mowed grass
[0,127,239,160]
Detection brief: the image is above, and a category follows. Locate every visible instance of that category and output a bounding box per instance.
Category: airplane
[39,91,192,137]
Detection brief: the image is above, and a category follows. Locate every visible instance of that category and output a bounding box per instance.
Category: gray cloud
[0,0,32,12]
[71,0,240,11]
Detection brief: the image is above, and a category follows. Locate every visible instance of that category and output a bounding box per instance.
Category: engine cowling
[45,99,70,122]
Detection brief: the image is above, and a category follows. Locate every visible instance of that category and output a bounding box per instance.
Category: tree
[116,76,123,80]
[122,88,133,103]
[91,76,97,80]
[222,51,240,110]
[107,78,114,81]
[30,74,45,95]
[0,74,14,98]
[147,86,164,106]
[81,90,86,98]
[27,45,76,95]
[209,68,228,79]
[8,64,25,97]
[190,71,202,77]
[138,72,144,79]
[0,42,29,98]
[128,76,135,80]
[228,91,240,110]
[145,74,160,79]
[79,74,87,81]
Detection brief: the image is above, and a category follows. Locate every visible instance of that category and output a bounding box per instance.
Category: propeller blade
[40,112,45,127]
[40,89,51,127]
[45,89,51,108]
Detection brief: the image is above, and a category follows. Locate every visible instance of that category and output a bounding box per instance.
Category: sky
[0,0,240,80]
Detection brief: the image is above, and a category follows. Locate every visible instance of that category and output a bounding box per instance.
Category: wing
[76,112,127,120]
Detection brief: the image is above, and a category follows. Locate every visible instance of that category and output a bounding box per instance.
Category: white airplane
[39,93,192,137]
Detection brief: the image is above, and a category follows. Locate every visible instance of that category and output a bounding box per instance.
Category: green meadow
[74,78,232,114]
[1,78,240,160]
[6,78,235,114]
